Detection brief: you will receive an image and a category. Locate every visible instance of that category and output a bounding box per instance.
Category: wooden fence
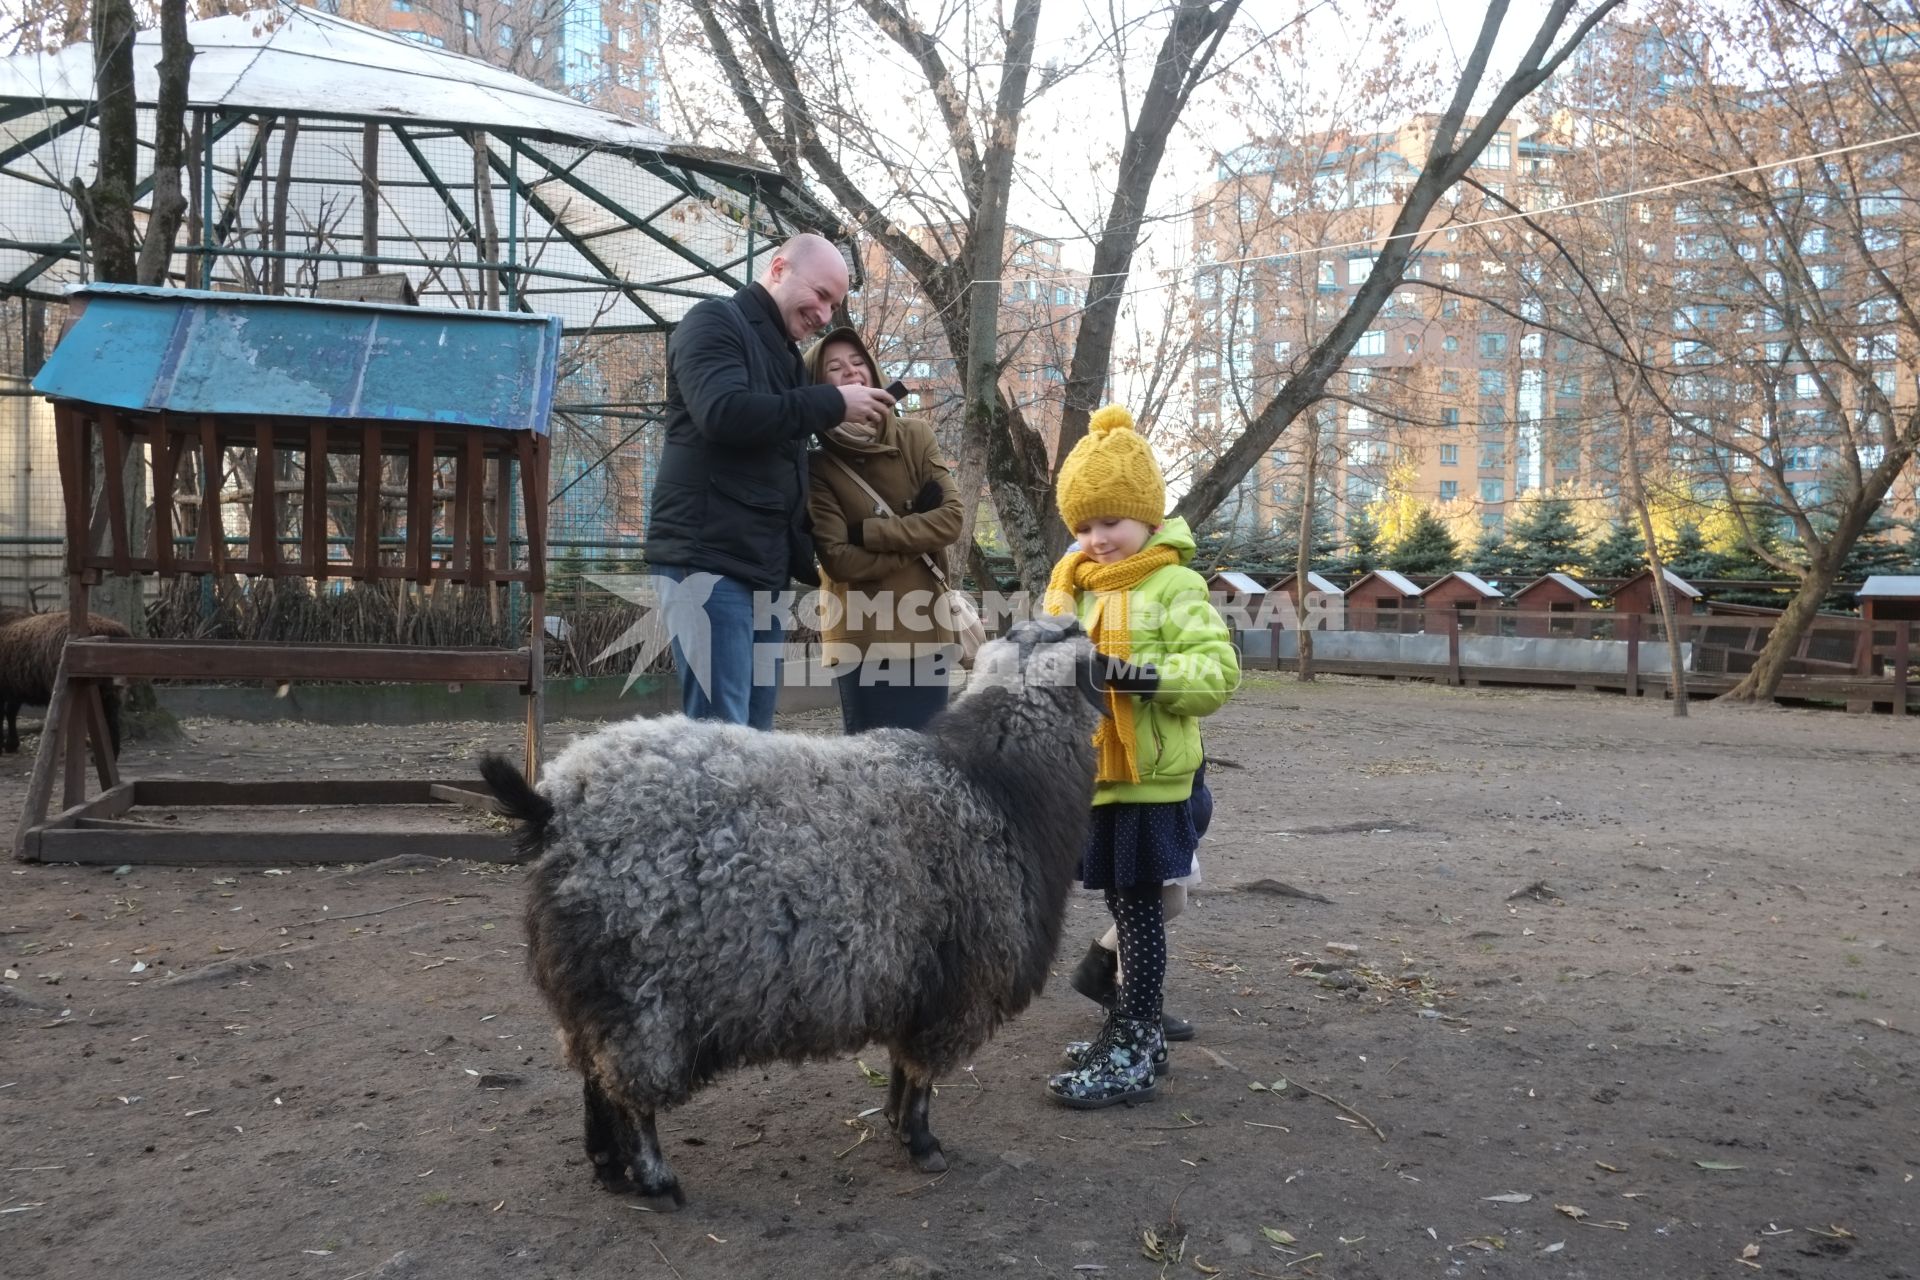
[1266,608,1914,714]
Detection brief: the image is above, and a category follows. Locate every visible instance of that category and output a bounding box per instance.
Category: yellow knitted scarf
[1044,544,1181,784]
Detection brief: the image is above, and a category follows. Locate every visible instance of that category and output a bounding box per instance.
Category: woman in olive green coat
[804,327,964,733]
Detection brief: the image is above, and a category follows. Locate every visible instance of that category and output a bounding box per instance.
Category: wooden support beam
[38,829,519,866]
[63,638,535,684]
[80,682,119,791]
[12,649,72,859]
[151,417,176,575]
[355,424,381,579]
[307,422,330,581]
[200,416,225,575]
[100,408,133,575]
[252,421,278,572]
[408,427,434,580]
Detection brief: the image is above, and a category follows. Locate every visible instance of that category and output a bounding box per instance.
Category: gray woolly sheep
[0,611,130,755]
[481,615,1109,1205]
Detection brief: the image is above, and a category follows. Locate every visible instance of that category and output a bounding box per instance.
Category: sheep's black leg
[884,1057,909,1143]
[582,1077,633,1191]
[631,1107,686,1208]
[2,701,16,752]
[902,1078,947,1173]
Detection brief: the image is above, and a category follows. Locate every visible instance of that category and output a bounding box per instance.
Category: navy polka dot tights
[1105,885,1165,1023]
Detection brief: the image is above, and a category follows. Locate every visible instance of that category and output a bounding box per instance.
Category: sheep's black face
[968,616,1105,718]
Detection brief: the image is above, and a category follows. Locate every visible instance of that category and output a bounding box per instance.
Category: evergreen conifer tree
[1586,518,1646,580]
[1504,496,1585,581]
[1345,508,1382,575]
[1465,525,1512,583]
[1386,507,1461,575]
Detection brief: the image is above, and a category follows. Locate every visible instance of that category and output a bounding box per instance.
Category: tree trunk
[1720,561,1839,702]
[960,0,1044,592]
[74,0,139,286]
[1621,399,1687,715]
[135,0,195,287]
[1293,418,1320,683]
[270,116,300,294]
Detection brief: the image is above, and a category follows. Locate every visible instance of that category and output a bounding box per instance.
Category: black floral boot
[1045,1015,1164,1109]
[1067,940,1119,1009]
[1062,1030,1171,1075]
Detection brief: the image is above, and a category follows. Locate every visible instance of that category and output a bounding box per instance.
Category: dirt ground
[2,674,1916,1280]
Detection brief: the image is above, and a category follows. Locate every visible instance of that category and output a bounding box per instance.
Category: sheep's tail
[479,754,554,858]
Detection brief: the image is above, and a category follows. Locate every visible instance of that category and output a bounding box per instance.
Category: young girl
[1043,403,1239,1109]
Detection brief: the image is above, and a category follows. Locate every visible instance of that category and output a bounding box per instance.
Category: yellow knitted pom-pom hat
[1055,403,1166,533]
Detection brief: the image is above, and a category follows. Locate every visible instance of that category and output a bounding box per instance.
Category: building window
[1439,444,1459,465]
[1480,479,1506,503]
[1479,369,1506,396]
[1439,480,1459,501]
[1442,336,1460,353]
[401,29,445,46]
[462,7,477,33]
[1350,256,1375,285]
[1478,332,1508,359]
[1317,261,1337,288]
[1441,370,1461,393]
[1354,330,1386,357]
[391,0,412,9]
[1483,134,1511,168]
[1441,407,1460,429]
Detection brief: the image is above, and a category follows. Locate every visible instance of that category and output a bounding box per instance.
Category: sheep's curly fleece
[516,624,1101,1107]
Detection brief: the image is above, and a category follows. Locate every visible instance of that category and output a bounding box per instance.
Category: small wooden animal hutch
[14,285,557,864]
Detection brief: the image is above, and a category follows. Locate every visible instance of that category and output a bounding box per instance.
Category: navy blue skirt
[1080,795,1200,891]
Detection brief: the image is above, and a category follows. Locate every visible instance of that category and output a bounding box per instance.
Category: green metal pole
[200,109,215,287]
[506,143,518,310]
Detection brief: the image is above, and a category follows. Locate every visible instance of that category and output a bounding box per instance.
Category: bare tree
[1509,0,1920,702]
[1172,0,1627,540]
[679,0,1243,587]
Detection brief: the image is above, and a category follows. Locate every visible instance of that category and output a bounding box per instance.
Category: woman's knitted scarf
[1044,544,1180,784]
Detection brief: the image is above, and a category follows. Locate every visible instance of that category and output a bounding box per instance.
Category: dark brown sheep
[0,611,131,755]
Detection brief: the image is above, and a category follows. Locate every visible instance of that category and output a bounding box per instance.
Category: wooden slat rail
[60,638,534,684]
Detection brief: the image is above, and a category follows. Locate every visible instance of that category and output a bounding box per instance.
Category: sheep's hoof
[909,1145,947,1174]
[636,1182,687,1211]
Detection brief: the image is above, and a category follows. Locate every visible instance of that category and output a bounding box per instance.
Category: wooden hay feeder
[14,285,557,865]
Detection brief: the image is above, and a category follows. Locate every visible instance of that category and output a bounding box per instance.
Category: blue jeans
[835,651,953,734]
[654,566,784,730]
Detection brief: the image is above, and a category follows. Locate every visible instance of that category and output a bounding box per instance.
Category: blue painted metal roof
[33,285,562,433]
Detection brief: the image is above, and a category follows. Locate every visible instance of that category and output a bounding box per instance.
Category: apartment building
[855,226,1087,463]
[1190,20,1920,547]
[314,0,661,124]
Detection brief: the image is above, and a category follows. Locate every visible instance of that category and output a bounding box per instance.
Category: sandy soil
[2,675,1916,1280]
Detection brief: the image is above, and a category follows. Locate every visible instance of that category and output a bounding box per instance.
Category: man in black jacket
[645,233,895,728]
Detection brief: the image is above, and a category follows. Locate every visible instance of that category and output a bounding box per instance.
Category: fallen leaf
[1806,1225,1855,1240]
[1261,1226,1297,1246]
[1482,1192,1532,1204]
[1540,1242,1565,1254]
[856,1059,889,1088]
[1193,1260,1221,1276]
[1694,1160,1745,1170]
[1555,1205,1588,1221]
[1742,1244,1760,1260]
[1594,1161,1620,1173]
